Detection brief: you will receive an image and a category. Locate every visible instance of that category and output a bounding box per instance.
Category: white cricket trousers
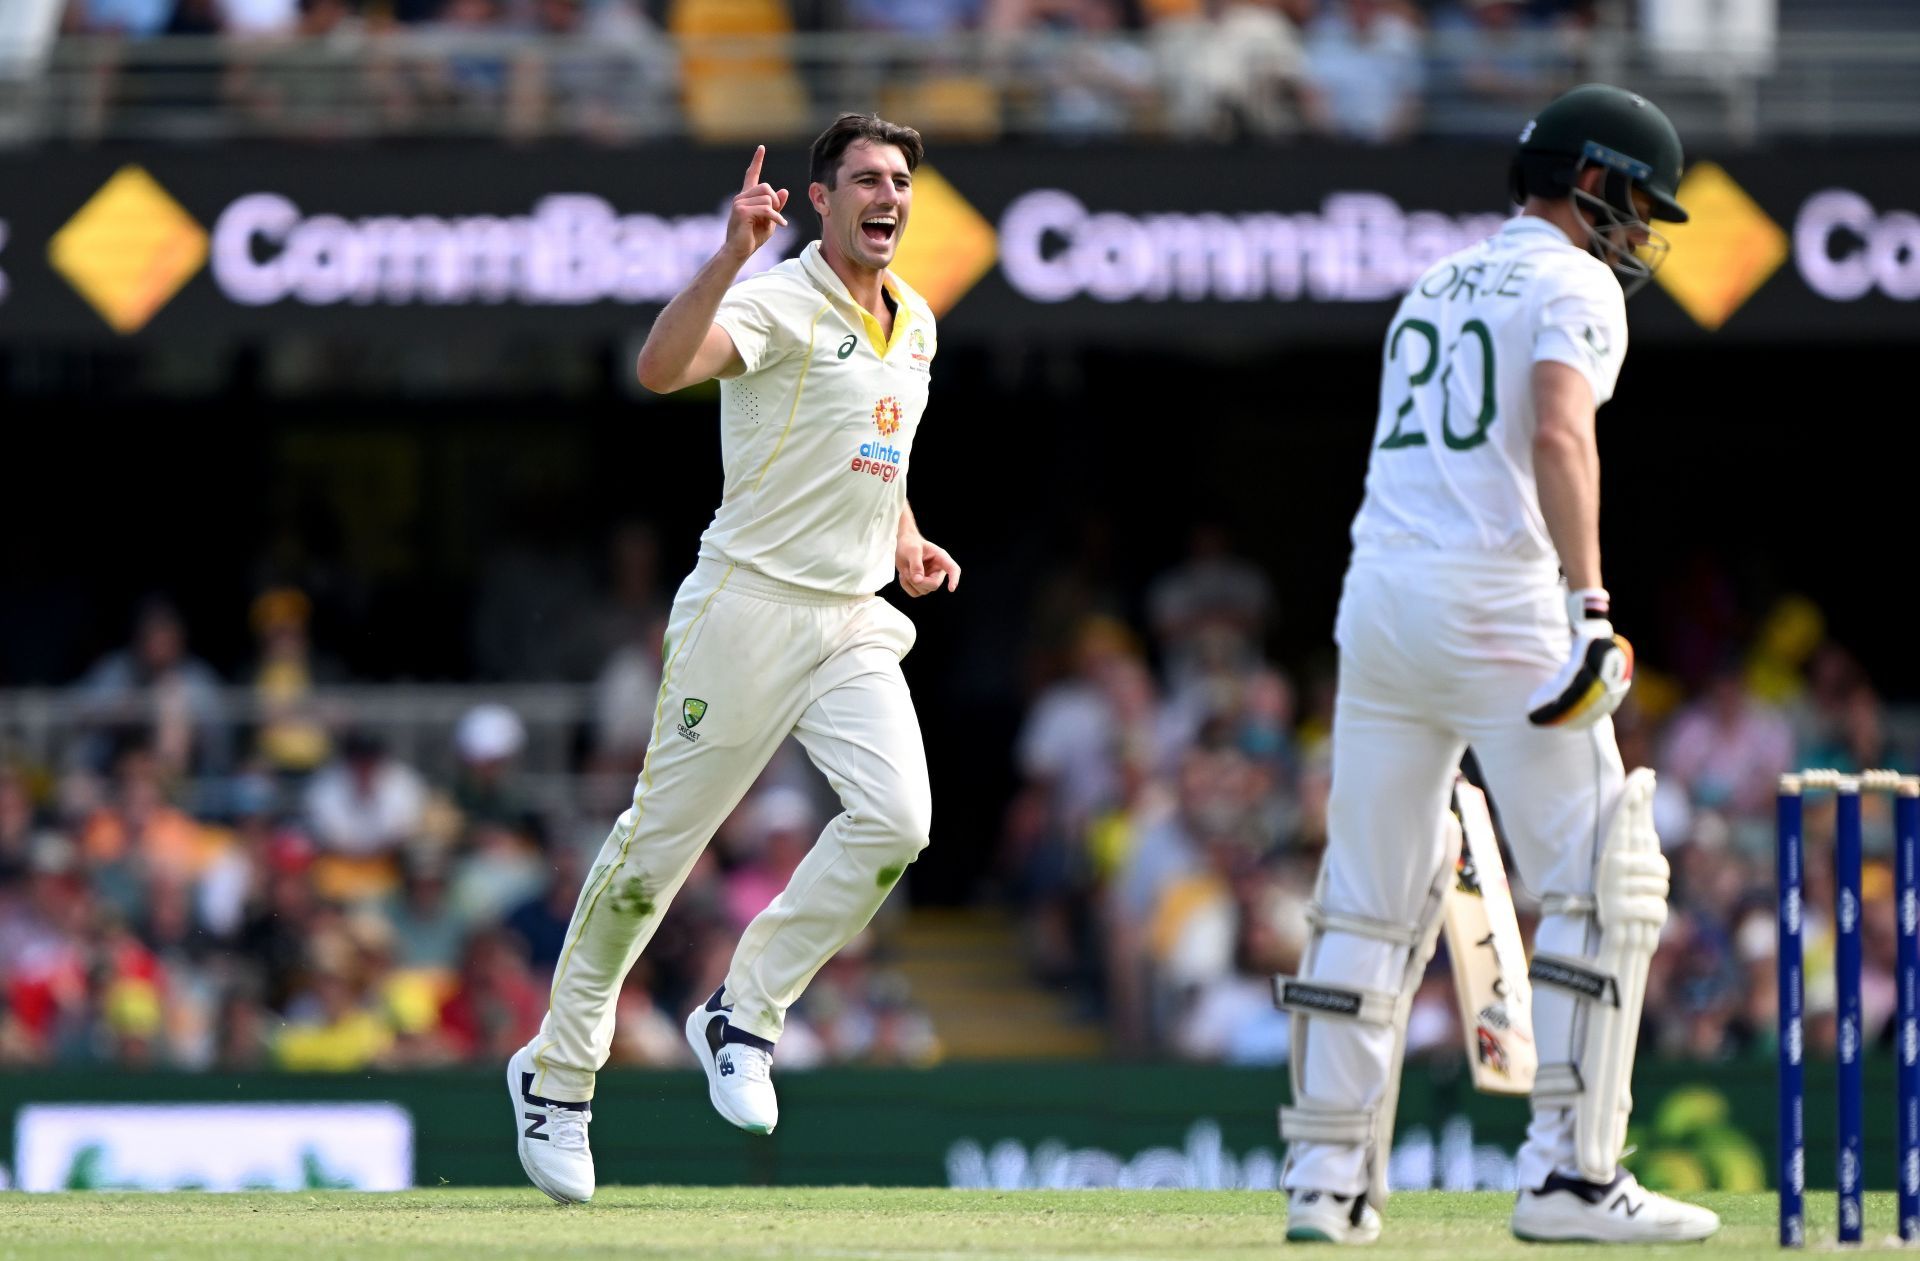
[1285,548,1625,1195]
[526,558,931,1101]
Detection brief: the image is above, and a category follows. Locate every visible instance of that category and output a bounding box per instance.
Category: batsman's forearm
[897,499,918,539]
[635,246,750,390]
[1536,426,1602,591]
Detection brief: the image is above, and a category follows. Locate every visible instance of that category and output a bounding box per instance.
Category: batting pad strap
[1279,1105,1373,1145]
[1532,1061,1584,1108]
[1529,952,1620,1007]
[1272,976,1397,1025]
[1306,904,1426,948]
[1539,894,1596,918]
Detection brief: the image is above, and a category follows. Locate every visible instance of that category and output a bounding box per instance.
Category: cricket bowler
[507,113,958,1204]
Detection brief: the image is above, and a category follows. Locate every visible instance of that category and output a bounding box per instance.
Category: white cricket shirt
[1349,216,1629,564]
[701,242,937,596]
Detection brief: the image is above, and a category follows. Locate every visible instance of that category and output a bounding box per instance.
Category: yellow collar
[801,242,912,358]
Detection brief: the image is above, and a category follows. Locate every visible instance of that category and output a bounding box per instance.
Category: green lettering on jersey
[1419,264,1459,299]
[1379,318,1439,449]
[1495,261,1534,298]
[1440,319,1498,451]
[1379,318,1499,454]
[1446,263,1488,303]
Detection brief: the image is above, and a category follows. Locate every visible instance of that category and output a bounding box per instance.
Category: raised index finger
[742,145,765,193]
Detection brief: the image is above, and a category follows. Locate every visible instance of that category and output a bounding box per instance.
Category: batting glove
[1527,587,1634,729]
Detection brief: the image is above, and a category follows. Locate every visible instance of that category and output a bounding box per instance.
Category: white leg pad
[1527,767,1668,1182]
[1276,837,1452,1207]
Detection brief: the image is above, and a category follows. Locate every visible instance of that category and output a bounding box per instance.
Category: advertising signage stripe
[0,1061,1898,1192]
[0,145,1916,347]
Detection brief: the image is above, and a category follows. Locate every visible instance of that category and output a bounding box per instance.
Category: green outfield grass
[0,1188,1904,1260]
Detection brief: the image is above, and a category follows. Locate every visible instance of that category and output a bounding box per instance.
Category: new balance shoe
[1285,1189,1382,1244]
[506,1046,594,1204]
[684,988,779,1135]
[1511,1169,1719,1243]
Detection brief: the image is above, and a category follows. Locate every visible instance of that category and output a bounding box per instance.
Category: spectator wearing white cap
[452,703,540,839]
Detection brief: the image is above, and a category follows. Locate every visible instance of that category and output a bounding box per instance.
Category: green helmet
[1510,83,1688,224]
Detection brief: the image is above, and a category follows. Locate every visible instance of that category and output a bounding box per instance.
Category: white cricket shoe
[1285,1189,1382,1244]
[1511,1170,1719,1243]
[685,989,779,1135]
[506,1046,594,1204]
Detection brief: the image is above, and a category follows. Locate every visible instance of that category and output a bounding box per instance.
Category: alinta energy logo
[50,166,209,334]
[852,395,904,484]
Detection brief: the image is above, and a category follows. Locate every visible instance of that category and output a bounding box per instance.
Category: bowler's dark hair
[808,113,924,191]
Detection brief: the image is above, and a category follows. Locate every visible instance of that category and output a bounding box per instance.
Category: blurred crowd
[999,525,1915,1071]
[0,525,937,1073]
[3,515,1909,1078]
[53,0,1781,143]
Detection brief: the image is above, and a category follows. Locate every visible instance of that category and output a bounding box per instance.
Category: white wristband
[1566,587,1610,626]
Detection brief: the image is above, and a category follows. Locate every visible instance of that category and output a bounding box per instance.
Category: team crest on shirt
[676,698,707,743]
[909,329,928,360]
[872,396,902,437]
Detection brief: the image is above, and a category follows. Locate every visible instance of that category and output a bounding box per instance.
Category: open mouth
[861,216,897,247]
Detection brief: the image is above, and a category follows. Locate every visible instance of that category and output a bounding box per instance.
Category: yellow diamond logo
[890,164,997,318]
[1653,162,1788,332]
[50,165,208,334]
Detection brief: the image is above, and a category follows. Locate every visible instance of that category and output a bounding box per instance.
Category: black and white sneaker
[506,1046,594,1204]
[1511,1169,1718,1243]
[1286,1189,1382,1244]
[684,988,778,1135]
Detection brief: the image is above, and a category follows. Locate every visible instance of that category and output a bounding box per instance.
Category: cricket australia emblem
[677,697,707,743]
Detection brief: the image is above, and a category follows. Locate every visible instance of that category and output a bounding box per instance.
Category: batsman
[1275,84,1721,1245]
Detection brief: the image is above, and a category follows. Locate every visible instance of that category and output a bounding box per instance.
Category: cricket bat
[1444,779,1537,1095]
